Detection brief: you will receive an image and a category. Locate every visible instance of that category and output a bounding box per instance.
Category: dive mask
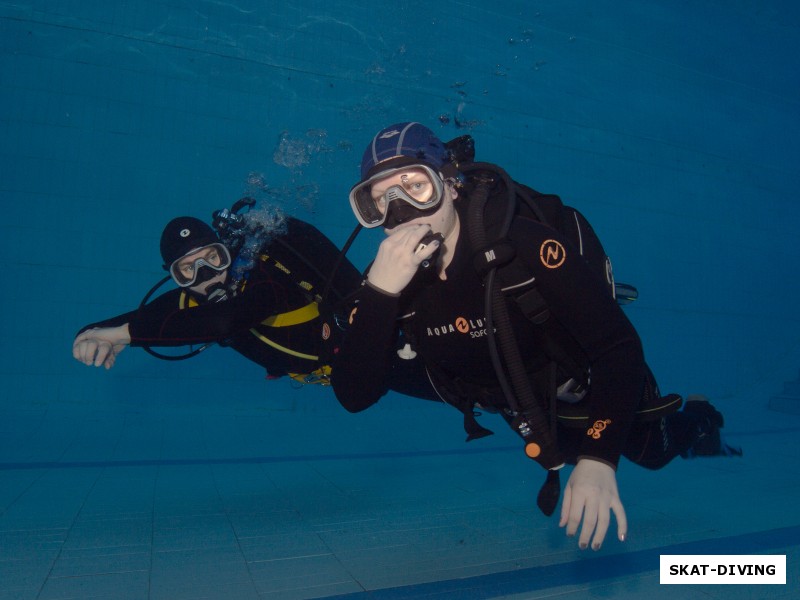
[349,164,446,228]
[169,242,232,288]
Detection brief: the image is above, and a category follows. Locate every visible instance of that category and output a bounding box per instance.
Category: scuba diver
[73,199,435,399]
[330,122,741,552]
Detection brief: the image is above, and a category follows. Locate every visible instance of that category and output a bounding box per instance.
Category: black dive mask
[193,264,223,287]
[384,199,443,230]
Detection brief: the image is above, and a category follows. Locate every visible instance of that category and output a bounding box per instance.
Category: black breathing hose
[138,275,214,361]
[462,162,564,472]
[319,223,363,307]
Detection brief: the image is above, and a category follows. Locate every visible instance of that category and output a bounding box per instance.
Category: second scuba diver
[73,201,435,400]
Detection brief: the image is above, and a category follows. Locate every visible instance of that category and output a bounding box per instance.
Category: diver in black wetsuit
[74,210,365,384]
[331,122,741,551]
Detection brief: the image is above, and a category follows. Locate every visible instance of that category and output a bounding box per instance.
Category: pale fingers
[92,340,112,367]
[73,339,98,365]
[369,225,434,294]
[577,495,599,549]
[612,499,628,542]
[563,489,585,538]
[559,482,572,528]
[591,502,610,550]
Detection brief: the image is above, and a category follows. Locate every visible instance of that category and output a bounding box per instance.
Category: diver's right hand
[366,224,440,295]
[72,325,131,370]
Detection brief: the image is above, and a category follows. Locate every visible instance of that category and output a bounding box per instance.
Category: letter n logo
[540,240,566,269]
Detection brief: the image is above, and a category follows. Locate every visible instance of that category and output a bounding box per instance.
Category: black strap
[472,239,516,277]
[537,470,561,516]
[514,287,550,325]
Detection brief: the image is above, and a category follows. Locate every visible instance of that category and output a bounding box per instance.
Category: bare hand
[72,325,131,370]
[559,458,627,550]
[366,225,440,295]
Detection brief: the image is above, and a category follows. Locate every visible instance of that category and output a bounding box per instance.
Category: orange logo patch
[455,317,470,333]
[587,419,611,440]
[540,240,566,269]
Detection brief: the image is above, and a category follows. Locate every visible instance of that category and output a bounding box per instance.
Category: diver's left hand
[559,458,627,550]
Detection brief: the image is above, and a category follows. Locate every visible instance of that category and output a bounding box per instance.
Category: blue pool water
[1,1,798,598]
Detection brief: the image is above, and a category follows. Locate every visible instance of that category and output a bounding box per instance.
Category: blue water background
[1,2,798,598]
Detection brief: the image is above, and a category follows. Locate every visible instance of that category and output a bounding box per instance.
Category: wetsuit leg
[620,365,696,469]
[621,413,697,470]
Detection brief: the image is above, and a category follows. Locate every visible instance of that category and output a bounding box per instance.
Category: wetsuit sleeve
[330,284,401,412]
[75,291,208,347]
[127,266,294,346]
[511,218,645,468]
[76,309,140,337]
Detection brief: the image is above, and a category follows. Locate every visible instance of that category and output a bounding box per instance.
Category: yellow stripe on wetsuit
[249,301,320,361]
[259,302,319,327]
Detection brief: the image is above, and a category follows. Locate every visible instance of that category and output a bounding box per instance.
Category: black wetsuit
[79,218,364,379]
[332,196,690,469]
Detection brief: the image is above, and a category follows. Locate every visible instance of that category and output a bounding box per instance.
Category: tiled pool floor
[1,389,795,599]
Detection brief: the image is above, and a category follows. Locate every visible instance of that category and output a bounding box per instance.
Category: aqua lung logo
[379,130,401,139]
[540,239,566,269]
[427,316,490,338]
